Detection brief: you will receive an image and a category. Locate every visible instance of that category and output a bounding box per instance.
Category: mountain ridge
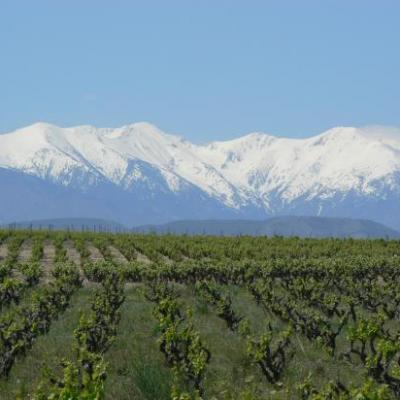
[1,122,400,228]
[3,216,398,239]
[133,216,400,239]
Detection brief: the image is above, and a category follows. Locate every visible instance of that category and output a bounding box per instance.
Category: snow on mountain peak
[1,122,400,211]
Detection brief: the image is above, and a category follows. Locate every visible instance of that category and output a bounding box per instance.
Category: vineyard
[0,230,399,399]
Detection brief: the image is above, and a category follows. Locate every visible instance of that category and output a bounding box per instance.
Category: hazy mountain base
[134,216,400,239]
[0,167,244,226]
[4,215,399,239]
[2,166,400,233]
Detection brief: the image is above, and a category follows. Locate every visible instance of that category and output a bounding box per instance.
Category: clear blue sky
[1,0,399,142]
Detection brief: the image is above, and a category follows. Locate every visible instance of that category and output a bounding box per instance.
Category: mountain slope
[133,217,400,239]
[0,123,400,228]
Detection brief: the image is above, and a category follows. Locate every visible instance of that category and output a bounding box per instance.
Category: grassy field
[0,230,399,399]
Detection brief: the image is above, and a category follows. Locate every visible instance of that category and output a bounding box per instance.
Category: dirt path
[0,241,8,262]
[109,246,128,264]
[160,255,174,265]
[42,239,55,267]
[87,242,104,263]
[64,240,94,286]
[41,239,55,283]
[135,251,152,264]
[18,239,33,263]
[64,240,81,266]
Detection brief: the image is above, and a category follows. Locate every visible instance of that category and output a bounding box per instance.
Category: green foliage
[2,229,400,398]
[148,283,210,396]
[297,375,395,399]
[30,236,44,263]
[0,277,25,308]
[34,353,107,400]
[34,271,125,399]
[18,262,42,286]
[0,263,81,377]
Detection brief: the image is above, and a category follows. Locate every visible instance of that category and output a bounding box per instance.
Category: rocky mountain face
[1,122,399,229]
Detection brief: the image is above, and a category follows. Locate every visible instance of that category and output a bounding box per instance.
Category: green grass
[0,283,384,399]
[0,289,92,399]
[104,287,172,400]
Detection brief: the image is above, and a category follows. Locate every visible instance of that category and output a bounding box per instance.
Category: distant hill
[133,216,400,239]
[3,218,128,232]
[4,216,399,238]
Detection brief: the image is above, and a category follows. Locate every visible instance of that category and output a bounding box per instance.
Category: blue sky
[1,0,399,142]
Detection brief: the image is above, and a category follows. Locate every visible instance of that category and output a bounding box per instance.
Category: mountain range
[134,216,400,239]
[0,122,399,229]
[4,216,399,239]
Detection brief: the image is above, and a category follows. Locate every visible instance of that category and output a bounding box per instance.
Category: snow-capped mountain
[1,122,400,229]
